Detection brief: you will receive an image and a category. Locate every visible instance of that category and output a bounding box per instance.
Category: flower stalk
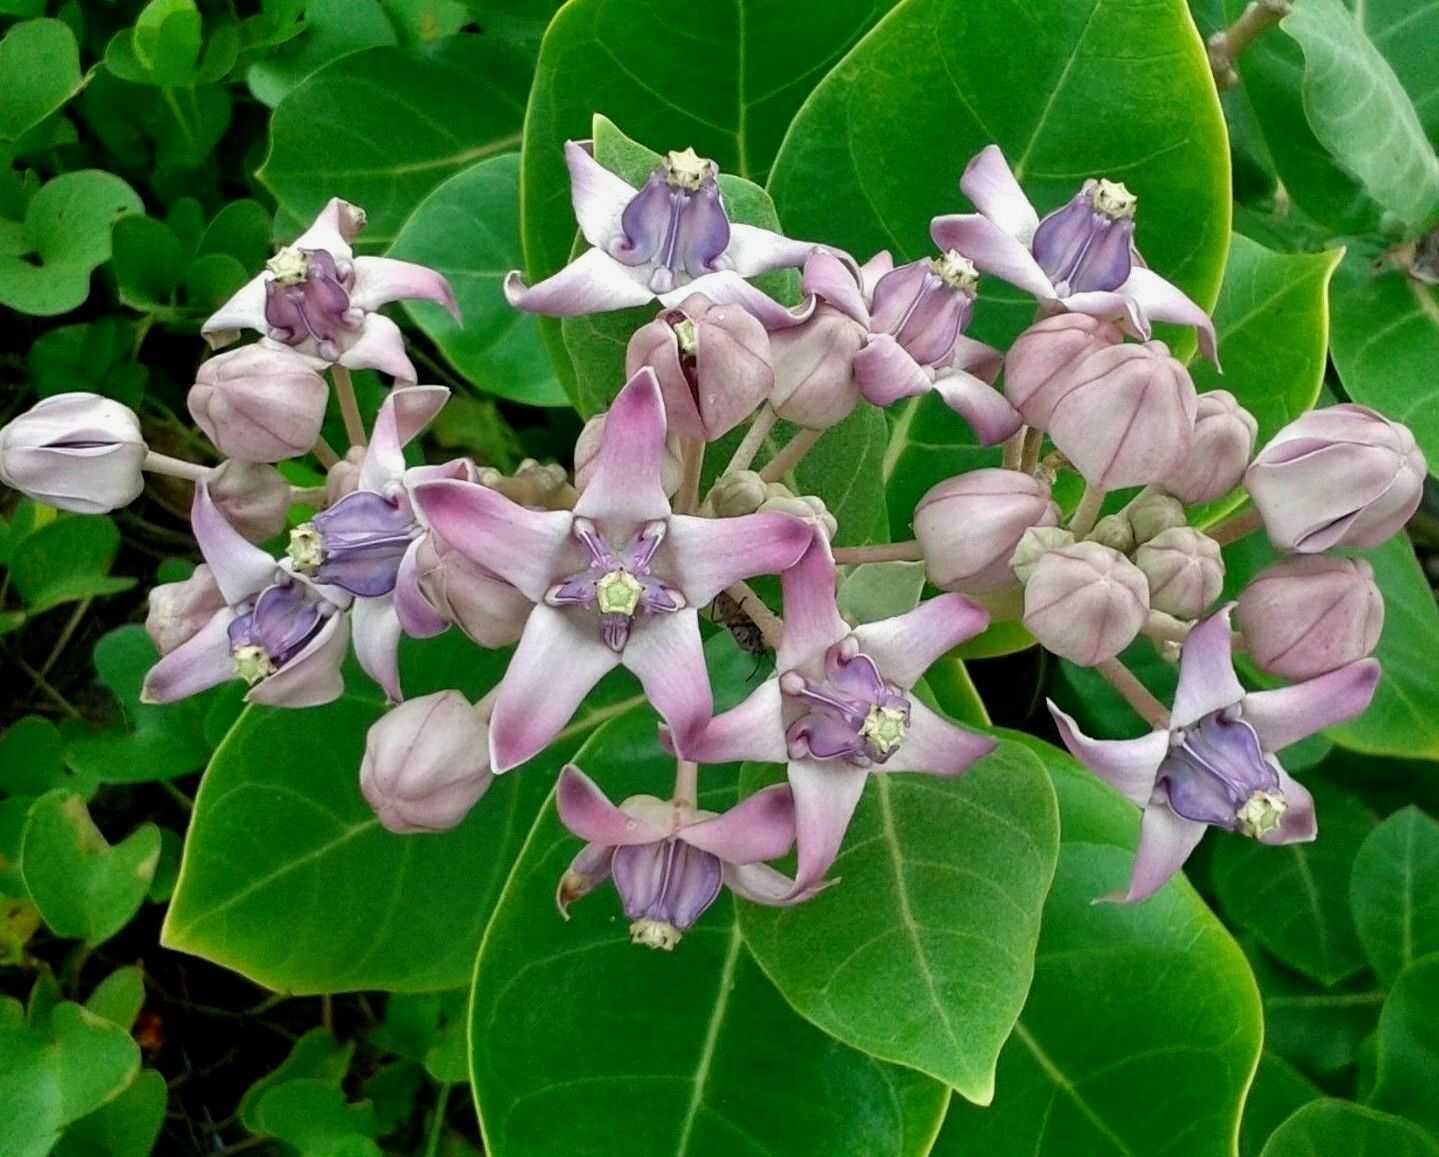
[759,427,823,484]
[1207,0,1291,91]
[332,365,368,448]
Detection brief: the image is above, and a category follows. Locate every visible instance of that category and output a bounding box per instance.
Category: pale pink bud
[188,344,330,462]
[1008,526,1076,585]
[1237,555,1383,680]
[145,564,226,655]
[1045,340,1198,491]
[0,393,146,513]
[476,459,575,511]
[1161,390,1257,504]
[414,534,530,648]
[1245,404,1426,552]
[208,459,291,543]
[574,413,683,497]
[914,468,1060,593]
[768,305,866,429]
[1023,541,1149,665]
[626,295,772,442]
[1132,527,1223,620]
[709,470,768,516]
[1002,313,1123,427]
[326,446,365,506]
[1126,491,1188,545]
[360,691,493,834]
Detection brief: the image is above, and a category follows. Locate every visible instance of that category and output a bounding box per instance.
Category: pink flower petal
[666,511,812,609]
[662,269,815,330]
[788,756,869,895]
[853,334,932,407]
[293,197,361,258]
[801,248,869,325]
[723,222,815,278]
[1171,605,1245,729]
[880,699,995,776]
[572,368,673,525]
[350,256,459,318]
[931,367,1024,445]
[352,595,403,703]
[503,247,655,315]
[338,313,418,382]
[393,538,449,638]
[200,272,268,349]
[930,214,1056,301]
[565,140,636,250]
[1242,659,1381,754]
[1102,803,1206,903]
[360,385,450,491]
[1121,266,1218,366]
[139,609,237,704]
[621,610,713,755]
[774,531,849,674]
[682,783,796,864]
[849,592,989,689]
[556,765,667,845]
[247,611,350,708]
[192,483,277,605]
[676,678,788,765]
[724,861,825,906]
[958,145,1041,242]
[1049,702,1168,807]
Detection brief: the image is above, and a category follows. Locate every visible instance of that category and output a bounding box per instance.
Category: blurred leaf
[196,198,271,267]
[239,1028,354,1131]
[246,0,397,108]
[20,790,160,945]
[1350,807,1439,986]
[104,0,239,89]
[1261,1098,1439,1156]
[739,738,1058,1101]
[389,153,564,406]
[383,0,470,44]
[836,561,927,623]
[1239,1053,1323,1157]
[145,827,181,903]
[27,319,148,407]
[1247,941,1385,1078]
[111,215,187,310]
[52,1069,167,1157]
[1369,954,1439,1133]
[0,19,83,144]
[84,968,145,1031]
[0,171,144,316]
[8,516,135,614]
[261,36,529,247]
[0,717,67,797]
[252,1079,380,1156]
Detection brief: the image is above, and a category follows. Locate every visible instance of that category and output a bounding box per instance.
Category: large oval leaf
[1350,807,1439,987]
[1259,1099,1439,1157]
[467,707,950,1156]
[932,733,1262,1155]
[1369,954,1439,1135]
[737,739,1059,1102]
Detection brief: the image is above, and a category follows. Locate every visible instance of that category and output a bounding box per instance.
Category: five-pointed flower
[555,766,815,950]
[141,482,351,708]
[930,146,1217,363]
[1049,605,1380,902]
[202,198,458,381]
[680,533,997,892]
[503,142,815,327]
[411,367,812,772]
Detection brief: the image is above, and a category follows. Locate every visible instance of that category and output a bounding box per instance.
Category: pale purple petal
[350,256,459,318]
[958,145,1041,241]
[722,222,814,278]
[931,367,1025,445]
[394,538,449,638]
[489,605,621,771]
[853,334,932,407]
[849,592,989,689]
[801,248,869,325]
[788,756,869,894]
[1104,803,1207,903]
[572,368,672,524]
[675,678,788,765]
[337,313,418,381]
[682,783,795,864]
[410,479,572,602]
[192,483,276,605]
[880,700,995,776]
[724,861,824,906]
[858,251,894,298]
[1171,605,1245,729]
[1120,266,1218,366]
[292,197,361,257]
[556,765,668,846]
[665,511,811,607]
[139,609,237,704]
[1060,288,1145,333]
[503,248,655,315]
[621,610,712,756]
[774,531,848,673]
[929,214,1056,300]
[1264,765,1317,845]
[1049,702,1167,808]
[565,140,637,249]
[201,272,268,348]
[949,334,1003,382]
[660,269,815,330]
[1241,659,1381,753]
[352,595,403,702]
[360,385,450,491]
[247,611,350,708]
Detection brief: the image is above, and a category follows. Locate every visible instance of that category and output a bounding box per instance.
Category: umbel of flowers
[1,135,1424,951]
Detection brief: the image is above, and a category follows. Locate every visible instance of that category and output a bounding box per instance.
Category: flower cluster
[1,139,1425,945]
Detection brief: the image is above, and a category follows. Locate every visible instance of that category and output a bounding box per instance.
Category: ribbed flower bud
[1087,513,1135,554]
[1002,313,1123,428]
[1245,404,1426,552]
[1161,390,1257,504]
[1008,526,1077,585]
[0,393,146,513]
[413,534,531,648]
[208,459,292,543]
[188,344,329,462]
[709,470,768,516]
[145,565,226,655]
[1133,527,1223,620]
[1237,555,1383,680]
[625,294,772,442]
[757,485,836,540]
[477,458,575,511]
[360,691,493,834]
[1022,541,1149,665]
[768,305,867,429]
[914,469,1060,592]
[575,414,683,497]
[1126,491,1188,546]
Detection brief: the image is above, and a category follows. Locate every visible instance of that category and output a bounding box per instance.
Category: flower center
[630,919,682,951]
[1236,790,1287,839]
[1089,179,1137,220]
[226,580,331,686]
[231,643,277,686]
[265,245,311,285]
[545,518,686,651]
[931,249,979,293]
[612,838,722,949]
[664,147,717,190]
[860,705,908,756]
[287,524,325,573]
[609,157,731,294]
[263,246,357,358]
[595,568,644,616]
[781,643,911,765]
[671,316,700,357]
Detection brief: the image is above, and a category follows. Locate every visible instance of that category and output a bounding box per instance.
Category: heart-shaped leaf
[0,19,83,145]
[1350,807,1439,986]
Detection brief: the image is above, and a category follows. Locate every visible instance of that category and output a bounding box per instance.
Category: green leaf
[84,968,145,1031]
[163,632,643,993]
[246,0,398,108]
[0,19,84,144]
[111,215,187,310]
[767,0,1230,358]
[239,1028,354,1132]
[933,733,1262,1155]
[1329,247,1439,478]
[7,516,134,614]
[1212,783,1374,986]
[1247,943,1385,1078]
[0,717,67,797]
[260,36,529,247]
[0,171,144,316]
[131,0,204,83]
[252,1079,380,1156]
[1369,954,1439,1134]
[28,319,148,407]
[1350,807,1439,987]
[469,708,949,1156]
[388,153,564,406]
[53,1069,167,1157]
[738,738,1058,1101]
[1240,1053,1323,1157]
[20,791,160,945]
[1260,1098,1439,1157]
[1280,0,1439,231]
[1348,0,1439,144]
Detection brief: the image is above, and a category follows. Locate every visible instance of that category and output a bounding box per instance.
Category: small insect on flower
[709,590,773,679]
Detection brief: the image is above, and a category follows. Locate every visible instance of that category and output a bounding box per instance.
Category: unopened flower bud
[914,469,1060,592]
[626,295,772,441]
[1237,555,1383,680]
[709,470,768,516]
[145,565,226,655]
[1023,541,1149,665]
[360,691,493,834]
[1002,313,1123,427]
[758,485,836,540]
[188,344,329,462]
[208,459,291,543]
[0,393,146,513]
[1127,491,1188,545]
[1087,513,1135,554]
[769,305,866,429]
[575,414,683,497]
[1161,390,1257,504]
[1245,404,1426,552]
[1045,340,1198,490]
[1133,527,1223,620]
[478,458,575,511]
[414,534,530,648]
[1008,525,1076,585]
